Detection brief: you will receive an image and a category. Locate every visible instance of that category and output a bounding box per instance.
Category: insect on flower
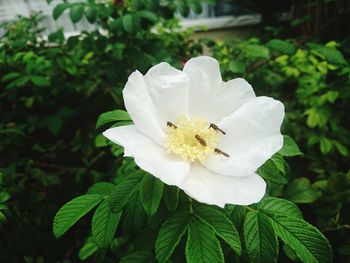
[103,56,284,207]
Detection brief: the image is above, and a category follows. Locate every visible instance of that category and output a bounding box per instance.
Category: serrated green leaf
[92,199,122,248]
[96,109,132,129]
[279,135,303,157]
[226,205,246,231]
[258,197,303,219]
[53,3,70,20]
[109,172,144,212]
[53,194,103,238]
[267,39,296,55]
[195,206,241,255]
[271,154,286,175]
[257,158,287,185]
[244,211,278,263]
[186,219,224,263]
[140,174,164,215]
[70,4,85,23]
[121,192,146,235]
[163,185,179,212]
[87,182,116,197]
[156,211,192,263]
[270,214,332,263]
[284,178,321,203]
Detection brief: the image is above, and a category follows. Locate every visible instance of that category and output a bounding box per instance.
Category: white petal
[210,78,256,122]
[123,71,165,144]
[145,62,189,123]
[202,96,284,177]
[181,164,266,207]
[183,56,222,118]
[103,125,190,186]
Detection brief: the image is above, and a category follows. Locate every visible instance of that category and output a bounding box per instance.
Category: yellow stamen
[165,115,219,162]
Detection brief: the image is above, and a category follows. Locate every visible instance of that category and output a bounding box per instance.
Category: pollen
[165,116,219,162]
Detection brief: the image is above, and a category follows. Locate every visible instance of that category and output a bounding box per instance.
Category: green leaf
[279,135,303,157]
[78,239,98,260]
[53,3,70,20]
[257,159,287,185]
[138,10,158,23]
[46,116,63,135]
[85,6,97,24]
[140,174,164,215]
[258,197,303,219]
[121,192,146,235]
[70,4,85,23]
[122,14,140,33]
[1,72,20,82]
[53,194,103,238]
[92,199,122,248]
[195,206,241,255]
[244,211,279,263]
[267,39,296,55]
[228,61,246,74]
[308,43,348,65]
[226,205,246,231]
[30,76,50,87]
[87,182,116,197]
[186,219,224,263]
[156,211,192,263]
[270,214,332,263]
[96,109,132,129]
[109,172,144,212]
[284,178,321,203]
[163,185,179,212]
[176,0,190,17]
[119,250,155,263]
[188,0,202,14]
[246,45,270,59]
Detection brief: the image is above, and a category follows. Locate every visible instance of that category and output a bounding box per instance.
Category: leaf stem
[188,197,193,213]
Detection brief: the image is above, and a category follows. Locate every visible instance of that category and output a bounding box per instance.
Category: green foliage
[244,211,278,263]
[53,194,103,238]
[140,174,164,215]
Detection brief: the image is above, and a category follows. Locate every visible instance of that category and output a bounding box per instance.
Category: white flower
[103,56,284,207]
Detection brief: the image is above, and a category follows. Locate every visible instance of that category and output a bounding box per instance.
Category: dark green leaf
[1,72,20,82]
[195,206,241,255]
[308,43,348,65]
[70,4,85,23]
[244,211,279,263]
[109,172,144,212]
[279,136,303,157]
[30,76,50,87]
[85,6,97,24]
[186,219,224,263]
[257,159,287,185]
[284,178,321,203]
[122,14,140,33]
[267,39,296,55]
[92,199,122,248]
[119,250,155,263]
[53,194,103,238]
[121,192,146,235]
[87,182,116,197]
[96,109,132,128]
[140,174,164,215]
[163,185,179,212]
[53,3,70,20]
[46,116,63,135]
[156,211,192,263]
[78,239,98,260]
[228,61,246,74]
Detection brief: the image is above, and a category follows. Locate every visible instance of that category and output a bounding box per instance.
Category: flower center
[165,115,222,162]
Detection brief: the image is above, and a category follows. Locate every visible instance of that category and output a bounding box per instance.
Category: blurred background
[0,0,349,262]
